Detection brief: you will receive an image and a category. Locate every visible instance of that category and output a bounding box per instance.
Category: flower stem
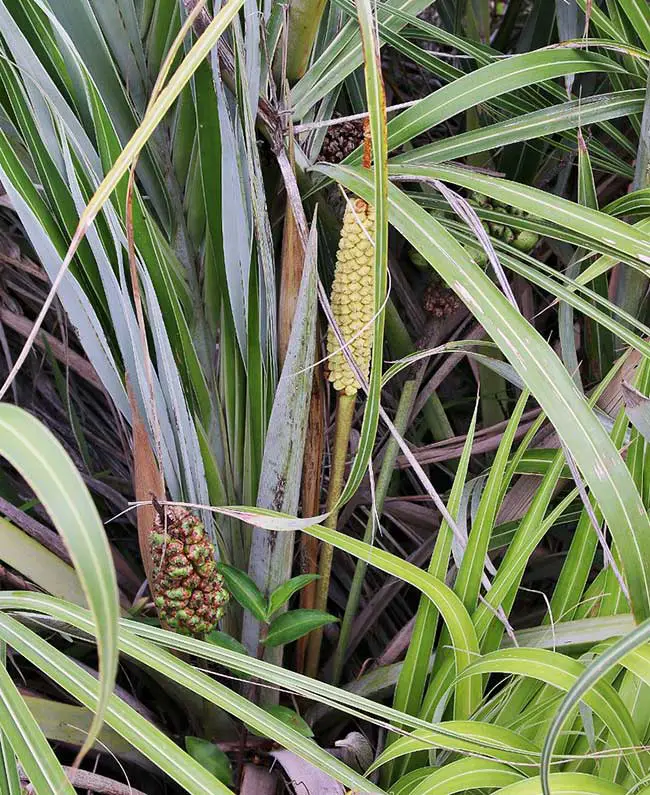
[305,392,356,679]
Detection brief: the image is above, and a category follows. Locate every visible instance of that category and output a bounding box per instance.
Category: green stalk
[384,300,453,441]
[282,0,329,83]
[331,379,418,685]
[305,392,356,679]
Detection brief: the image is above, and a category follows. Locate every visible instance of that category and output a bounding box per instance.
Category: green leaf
[0,0,247,400]
[382,49,627,153]
[22,696,147,767]
[0,644,21,795]
[205,630,250,658]
[455,389,529,613]
[263,610,338,647]
[0,593,500,747]
[217,506,481,720]
[185,737,233,787]
[250,706,314,739]
[0,405,119,761]
[464,648,644,781]
[388,398,477,767]
[393,90,645,166]
[368,722,539,772]
[243,216,318,656]
[268,575,321,618]
[217,563,268,623]
[0,664,75,795]
[0,517,86,606]
[392,163,650,270]
[290,0,432,116]
[408,758,524,795]
[499,774,626,795]
[103,616,388,791]
[541,617,650,795]
[0,614,232,795]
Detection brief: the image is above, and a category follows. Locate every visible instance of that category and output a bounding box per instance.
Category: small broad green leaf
[213,505,482,719]
[217,563,268,623]
[263,610,338,648]
[256,707,313,739]
[268,575,321,619]
[204,631,251,679]
[185,737,233,787]
[205,630,250,658]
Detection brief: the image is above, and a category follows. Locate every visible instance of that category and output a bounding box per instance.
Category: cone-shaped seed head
[150,507,229,636]
[326,198,375,396]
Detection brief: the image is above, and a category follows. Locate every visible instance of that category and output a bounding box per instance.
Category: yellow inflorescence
[326,198,375,396]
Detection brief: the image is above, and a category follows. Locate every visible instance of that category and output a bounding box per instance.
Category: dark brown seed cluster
[422,282,463,319]
[319,117,365,164]
[150,507,228,636]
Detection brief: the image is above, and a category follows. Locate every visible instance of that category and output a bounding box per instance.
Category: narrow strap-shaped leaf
[541,620,650,795]
[290,0,432,116]
[383,50,627,152]
[410,758,525,795]
[464,648,644,781]
[391,401,478,730]
[0,0,246,400]
[0,659,75,794]
[0,643,24,795]
[389,163,650,270]
[0,405,119,760]
[455,389,529,613]
[0,614,231,795]
[391,90,645,165]
[499,773,626,795]
[0,593,495,741]
[367,722,539,772]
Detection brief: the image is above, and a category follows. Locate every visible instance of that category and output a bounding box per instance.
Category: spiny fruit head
[150,507,229,636]
[326,198,375,396]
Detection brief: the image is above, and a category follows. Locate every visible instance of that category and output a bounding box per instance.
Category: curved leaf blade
[0,405,119,760]
[0,663,75,795]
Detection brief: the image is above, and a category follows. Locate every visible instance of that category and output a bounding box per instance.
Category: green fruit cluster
[468,192,539,253]
[407,193,539,273]
[150,507,229,636]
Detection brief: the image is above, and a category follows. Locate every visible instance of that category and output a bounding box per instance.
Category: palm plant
[2,0,650,793]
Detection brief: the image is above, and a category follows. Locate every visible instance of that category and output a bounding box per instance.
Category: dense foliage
[1,1,650,793]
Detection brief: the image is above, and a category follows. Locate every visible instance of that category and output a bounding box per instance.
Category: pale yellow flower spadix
[326,198,376,396]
